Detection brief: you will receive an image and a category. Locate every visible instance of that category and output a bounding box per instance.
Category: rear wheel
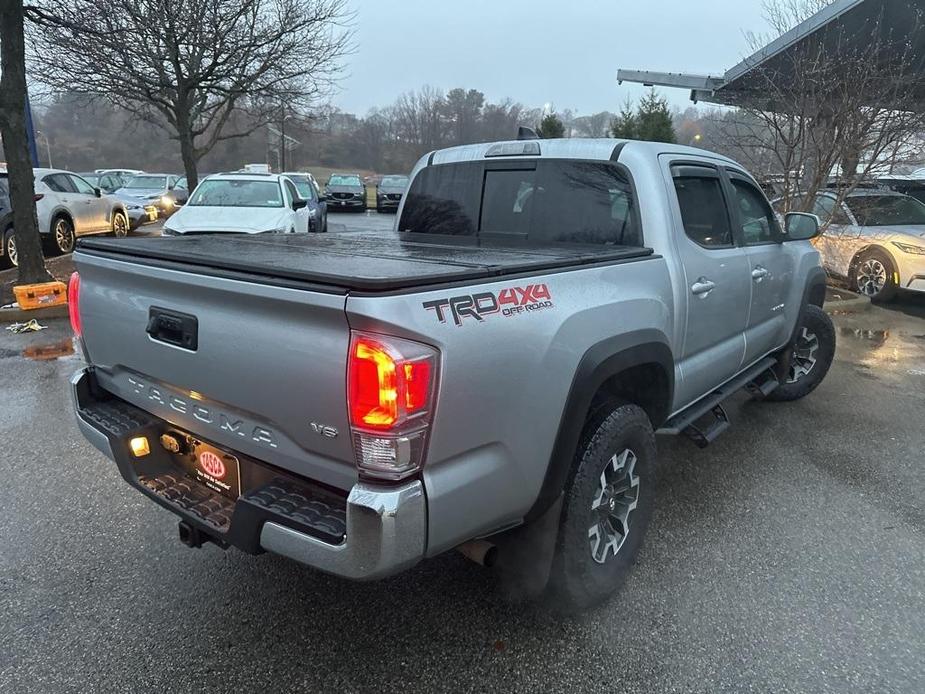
[766,305,835,402]
[46,216,75,255]
[2,228,15,268]
[549,403,656,612]
[851,248,898,303]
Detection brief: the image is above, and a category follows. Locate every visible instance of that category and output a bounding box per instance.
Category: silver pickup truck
[69,138,834,610]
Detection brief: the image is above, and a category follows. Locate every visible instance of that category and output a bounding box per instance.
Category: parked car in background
[97,168,144,179]
[79,172,124,194]
[31,168,130,254]
[0,175,14,268]
[281,172,328,232]
[162,172,309,235]
[877,175,925,205]
[783,189,925,301]
[324,173,366,212]
[116,174,187,218]
[375,174,409,213]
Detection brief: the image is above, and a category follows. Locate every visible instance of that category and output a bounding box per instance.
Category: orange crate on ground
[13,281,68,310]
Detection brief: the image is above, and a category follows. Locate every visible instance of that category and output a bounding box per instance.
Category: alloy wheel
[856,258,887,297]
[6,233,17,267]
[55,219,75,253]
[588,448,640,564]
[787,327,819,384]
[113,213,128,237]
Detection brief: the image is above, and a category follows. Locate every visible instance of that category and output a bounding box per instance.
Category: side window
[812,195,835,223]
[69,174,96,195]
[480,168,536,237]
[672,169,733,248]
[284,180,300,204]
[43,174,75,193]
[729,178,779,245]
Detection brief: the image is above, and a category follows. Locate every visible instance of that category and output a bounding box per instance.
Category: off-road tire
[766,305,835,402]
[549,403,656,612]
[851,247,898,303]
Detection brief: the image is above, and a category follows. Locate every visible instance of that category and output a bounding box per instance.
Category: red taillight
[34,194,44,202]
[347,332,438,480]
[67,271,81,337]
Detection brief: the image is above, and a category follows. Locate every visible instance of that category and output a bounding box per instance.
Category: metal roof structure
[618,0,925,109]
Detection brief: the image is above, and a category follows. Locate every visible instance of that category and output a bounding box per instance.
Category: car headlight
[162,227,179,236]
[892,241,925,255]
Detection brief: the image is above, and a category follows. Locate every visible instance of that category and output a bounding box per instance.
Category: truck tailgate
[75,250,357,492]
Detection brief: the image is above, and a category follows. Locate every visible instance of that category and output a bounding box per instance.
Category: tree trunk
[177,118,199,192]
[0,0,53,285]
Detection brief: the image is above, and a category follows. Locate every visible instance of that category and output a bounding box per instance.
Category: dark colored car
[78,172,124,194]
[282,173,328,232]
[375,174,409,213]
[0,175,15,268]
[877,176,925,205]
[115,174,188,218]
[324,173,366,212]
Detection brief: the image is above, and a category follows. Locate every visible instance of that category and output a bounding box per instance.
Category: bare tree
[729,0,925,218]
[0,0,52,284]
[28,0,352,189]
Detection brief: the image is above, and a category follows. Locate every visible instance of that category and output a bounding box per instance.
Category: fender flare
[525,329,674,521]
[791,265,826,343]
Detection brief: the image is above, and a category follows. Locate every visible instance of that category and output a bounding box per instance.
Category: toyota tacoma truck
[69,138,834,610]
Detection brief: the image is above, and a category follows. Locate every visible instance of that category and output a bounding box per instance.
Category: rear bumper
[71,367,426,580]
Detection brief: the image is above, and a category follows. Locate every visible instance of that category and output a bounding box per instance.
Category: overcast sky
[334,0,771,117]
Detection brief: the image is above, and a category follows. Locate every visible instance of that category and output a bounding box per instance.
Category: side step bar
[657,356,779,446]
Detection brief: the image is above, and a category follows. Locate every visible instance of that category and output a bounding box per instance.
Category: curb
[0,304,69,324]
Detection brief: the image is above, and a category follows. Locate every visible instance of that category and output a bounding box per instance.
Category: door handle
[751,266,769,281]
[691,278,716,296]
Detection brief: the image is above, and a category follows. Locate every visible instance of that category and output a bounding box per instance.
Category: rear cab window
[398,159,643,247]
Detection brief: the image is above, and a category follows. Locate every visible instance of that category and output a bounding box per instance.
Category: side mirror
[293,198,308,210]
[94,187,102,197]
[784,212,820,241]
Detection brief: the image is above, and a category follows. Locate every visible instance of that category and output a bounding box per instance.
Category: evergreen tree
[537,113,566,139]
[611,90,676,143]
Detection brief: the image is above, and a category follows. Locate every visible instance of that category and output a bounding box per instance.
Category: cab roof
[427,138,741,168]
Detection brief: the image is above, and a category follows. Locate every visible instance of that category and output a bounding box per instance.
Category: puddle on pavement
[839,327,890,345]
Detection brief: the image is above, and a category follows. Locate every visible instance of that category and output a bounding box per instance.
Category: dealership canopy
[617,0,925,110]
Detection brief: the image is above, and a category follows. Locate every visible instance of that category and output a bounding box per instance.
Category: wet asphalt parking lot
[1,213,924,692]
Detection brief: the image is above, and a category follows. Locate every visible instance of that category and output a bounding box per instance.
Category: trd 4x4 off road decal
[423,284,554,326]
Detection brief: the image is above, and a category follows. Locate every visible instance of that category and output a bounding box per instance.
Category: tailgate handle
[146,307,198,351]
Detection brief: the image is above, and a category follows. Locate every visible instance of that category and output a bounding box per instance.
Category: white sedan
[163,173,310,235]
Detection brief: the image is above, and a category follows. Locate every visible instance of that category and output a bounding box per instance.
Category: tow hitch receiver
[178,521,212,549]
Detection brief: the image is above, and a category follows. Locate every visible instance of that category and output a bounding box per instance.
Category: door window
[729,178,779,245]
[672,171,733,248]
[69,174,97,195]
[284,179,300,205]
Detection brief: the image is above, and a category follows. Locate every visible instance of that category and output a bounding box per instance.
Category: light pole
[280,112,295,171]
[35,130,52,168]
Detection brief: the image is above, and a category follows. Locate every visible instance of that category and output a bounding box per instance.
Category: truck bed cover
[76,231,655,293]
